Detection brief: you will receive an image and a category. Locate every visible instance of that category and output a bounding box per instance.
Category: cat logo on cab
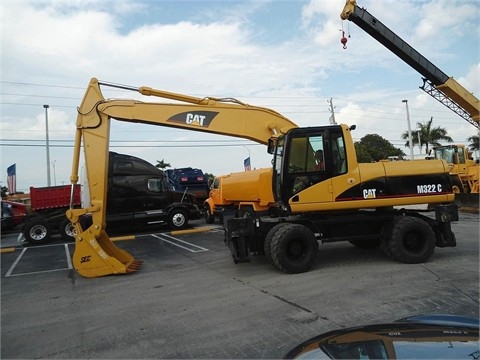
[363,189,377,199]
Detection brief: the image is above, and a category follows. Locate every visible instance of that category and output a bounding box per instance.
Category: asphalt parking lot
[1,212,479,359]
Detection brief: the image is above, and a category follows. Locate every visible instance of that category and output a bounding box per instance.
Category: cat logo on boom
[168,111,219,128]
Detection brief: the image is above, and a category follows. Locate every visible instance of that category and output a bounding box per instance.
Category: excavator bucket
[72,226,142,278]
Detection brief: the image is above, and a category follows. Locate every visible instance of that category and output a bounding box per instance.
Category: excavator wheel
[451,177,464,194]
[386,216,435,264]
[263,223,288,264]
[270,223,319,274]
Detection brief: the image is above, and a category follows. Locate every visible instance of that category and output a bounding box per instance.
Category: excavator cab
[271,125,349,206]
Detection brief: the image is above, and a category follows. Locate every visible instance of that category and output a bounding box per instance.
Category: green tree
[467,135,479,151]
[204,172,215,187]
[401,117,453,154]
[155,159,171,169]
[354,142,373,163]
[355,134,404,162]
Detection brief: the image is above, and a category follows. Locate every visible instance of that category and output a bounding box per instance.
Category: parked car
[1,200,28,231]
[284,314,479,359]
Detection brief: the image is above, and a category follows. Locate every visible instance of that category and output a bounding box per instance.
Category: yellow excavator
[68,78,458,278]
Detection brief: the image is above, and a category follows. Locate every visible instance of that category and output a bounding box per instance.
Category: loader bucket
[72,227,142,278]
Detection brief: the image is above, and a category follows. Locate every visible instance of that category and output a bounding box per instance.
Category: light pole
[44,105,51,186]
[402,100,414,160]
[52,160,56,186]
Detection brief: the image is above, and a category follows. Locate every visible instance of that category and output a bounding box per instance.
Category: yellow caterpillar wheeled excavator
[68,78,458,278]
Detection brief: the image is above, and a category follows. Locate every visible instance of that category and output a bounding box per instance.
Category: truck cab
[107,152,202,229]
[22,152,202,245]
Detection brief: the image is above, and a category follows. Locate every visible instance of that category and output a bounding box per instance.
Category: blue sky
[1,0,479,192]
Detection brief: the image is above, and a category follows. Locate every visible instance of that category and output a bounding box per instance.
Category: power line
[0,143,263,148]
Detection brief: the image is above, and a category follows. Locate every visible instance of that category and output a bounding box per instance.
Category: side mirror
[267,139,275,154]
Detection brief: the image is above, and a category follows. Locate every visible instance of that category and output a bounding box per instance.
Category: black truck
[23,152,202,244]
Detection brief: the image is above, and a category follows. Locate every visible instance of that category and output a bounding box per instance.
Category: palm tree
[401,117,453,154]
[467,135,479,151]
[155,159,171,169]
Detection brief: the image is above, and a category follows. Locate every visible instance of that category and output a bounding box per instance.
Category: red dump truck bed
[30,185,81,211]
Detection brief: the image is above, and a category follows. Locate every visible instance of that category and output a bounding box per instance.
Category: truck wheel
[270,223,319,274]
[23,217,52,245]
[264,223,288,264]
[59,217,76,242]
[168,209,188,230]
[387,216,435,263]
[204,205,214,224]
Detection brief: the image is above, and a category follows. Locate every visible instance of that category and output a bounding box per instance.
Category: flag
[7,164,16,194]
[244,157,251,171]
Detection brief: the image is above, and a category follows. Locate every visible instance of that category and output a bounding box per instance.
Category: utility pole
[402,100,414,160]
[44,105,51,186]
[327,98,337,125]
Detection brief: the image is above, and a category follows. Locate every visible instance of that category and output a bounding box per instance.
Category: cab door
[281,129,333,210]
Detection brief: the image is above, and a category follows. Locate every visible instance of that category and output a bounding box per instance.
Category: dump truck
[166,167,210,203]
[203,168,274,224]
[67,78,457,278]
[22,152,201,244]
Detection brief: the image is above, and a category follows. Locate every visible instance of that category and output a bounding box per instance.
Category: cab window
[147,178,165,192]
[289,135,324,173]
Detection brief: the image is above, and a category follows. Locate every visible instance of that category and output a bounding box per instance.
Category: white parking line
[64,243,73,270]
[5,244,73,277]
[5,248,27,277]
[151,233,209,252]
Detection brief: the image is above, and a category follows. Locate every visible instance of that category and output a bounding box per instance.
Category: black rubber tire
[387,216,435,264]
[270,223,319,274]
[349,238,381,249]
[59,217,76,242]
[264,223,288,264]
[451,176,464,193]
[204,205,214,224]
[23,216,52,245]
[168,208,188,230]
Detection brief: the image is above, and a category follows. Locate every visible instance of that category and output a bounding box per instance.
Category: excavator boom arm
[68,78,297,277]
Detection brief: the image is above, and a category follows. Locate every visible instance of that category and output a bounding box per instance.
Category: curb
[171,226,217,236]
[0,247,16,254]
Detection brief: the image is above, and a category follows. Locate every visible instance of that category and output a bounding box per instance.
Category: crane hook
[341,31,348,49]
